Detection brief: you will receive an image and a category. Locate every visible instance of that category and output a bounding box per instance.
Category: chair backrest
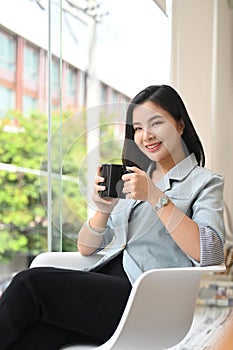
[97,267,203,350]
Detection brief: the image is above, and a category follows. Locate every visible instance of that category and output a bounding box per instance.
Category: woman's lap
[0,261,131,350]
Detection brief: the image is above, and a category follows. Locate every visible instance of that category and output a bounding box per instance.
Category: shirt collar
[155,153,198,192]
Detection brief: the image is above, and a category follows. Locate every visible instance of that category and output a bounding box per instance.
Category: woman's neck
[152,151,186,184]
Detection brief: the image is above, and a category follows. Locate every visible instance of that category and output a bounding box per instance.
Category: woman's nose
[143,129,153,140]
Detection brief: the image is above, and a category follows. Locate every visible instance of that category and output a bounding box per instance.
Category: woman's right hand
[92,166,119,214]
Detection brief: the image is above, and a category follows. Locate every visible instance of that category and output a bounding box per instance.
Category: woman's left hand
[122,166,159,202]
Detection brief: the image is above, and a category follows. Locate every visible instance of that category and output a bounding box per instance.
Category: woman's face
[132,100,185,167]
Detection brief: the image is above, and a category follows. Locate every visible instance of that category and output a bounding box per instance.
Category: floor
[170,273,233,350]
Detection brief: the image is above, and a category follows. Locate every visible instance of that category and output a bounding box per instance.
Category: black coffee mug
[98,164,131,199]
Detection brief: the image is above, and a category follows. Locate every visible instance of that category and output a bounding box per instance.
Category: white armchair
[31,252,226,350]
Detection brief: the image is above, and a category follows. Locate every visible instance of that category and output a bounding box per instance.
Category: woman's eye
[134,127,142,132]
[152,121,163,127]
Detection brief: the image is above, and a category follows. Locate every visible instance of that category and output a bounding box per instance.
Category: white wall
[170,0,233,239]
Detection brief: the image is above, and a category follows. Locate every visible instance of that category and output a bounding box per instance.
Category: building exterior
[0,0,130,118]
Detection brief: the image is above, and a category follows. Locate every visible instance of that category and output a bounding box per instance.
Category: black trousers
[0,253,132,350]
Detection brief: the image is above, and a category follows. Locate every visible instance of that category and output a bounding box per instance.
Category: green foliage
[0,110,87,262]
[0,107,124,263]
[0,229,28,262]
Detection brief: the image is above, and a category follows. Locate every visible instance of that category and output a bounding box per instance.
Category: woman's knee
[11,267,47,286]
[2,267,54,300]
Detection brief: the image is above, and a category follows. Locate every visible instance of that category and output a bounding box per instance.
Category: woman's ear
[178,119,185,135]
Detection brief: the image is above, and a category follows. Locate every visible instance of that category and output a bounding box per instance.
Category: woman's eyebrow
[148,115,163,122]
[133,115,163,125]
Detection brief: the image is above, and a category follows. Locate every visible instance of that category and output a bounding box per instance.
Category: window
[0,30,16,72]
[0,86,15,118]
[23,44,39,82]
[23,95,38,116]
[101,83,108,104]
[111,90,118,103]
[51,58,60,97]
[66,65,77,100]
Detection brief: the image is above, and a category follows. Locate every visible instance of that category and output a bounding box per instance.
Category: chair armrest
[30,252,226,273]
[30,252,104,270]
[194,264,226,273]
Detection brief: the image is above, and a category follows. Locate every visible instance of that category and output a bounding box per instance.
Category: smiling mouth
[145,142,162,152]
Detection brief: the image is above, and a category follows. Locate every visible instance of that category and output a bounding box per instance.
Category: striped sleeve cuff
[191,225,224,266]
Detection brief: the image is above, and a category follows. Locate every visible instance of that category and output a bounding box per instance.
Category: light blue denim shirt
[82,154,225,285]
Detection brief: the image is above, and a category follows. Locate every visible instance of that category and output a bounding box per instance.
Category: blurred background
[0,0,232,290]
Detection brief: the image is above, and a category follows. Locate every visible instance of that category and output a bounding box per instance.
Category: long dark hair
[122,85,205,170]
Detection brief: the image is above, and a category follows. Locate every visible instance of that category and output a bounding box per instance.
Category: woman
[0,85,225,349]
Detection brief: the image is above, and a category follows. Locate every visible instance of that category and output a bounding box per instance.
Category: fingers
[125,193,133,200]
[95,166,103,183]
[94,167,115,202]
[92,166,120,213]
[122,167,149,201]
[95,180,105,194]
[126,166,143,174]
[94,167,105,192]
[122,166,144,181]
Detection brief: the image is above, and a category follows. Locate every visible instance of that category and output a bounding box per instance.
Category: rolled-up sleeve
[191,225,225,266]
[191,173,225,266]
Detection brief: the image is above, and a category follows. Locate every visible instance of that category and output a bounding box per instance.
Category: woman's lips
[145,142,162,152]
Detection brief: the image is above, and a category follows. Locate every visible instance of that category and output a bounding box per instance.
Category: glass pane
[0,86,15,118]
[51,58,60,96]
[0,30,16,71]
[0,0,171,293]
[23,94,38,115]
[66,65,77,100]
[0,1,49,284]
[23,44,39,81]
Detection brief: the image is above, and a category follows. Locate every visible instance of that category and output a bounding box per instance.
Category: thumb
[126,166,144,174]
